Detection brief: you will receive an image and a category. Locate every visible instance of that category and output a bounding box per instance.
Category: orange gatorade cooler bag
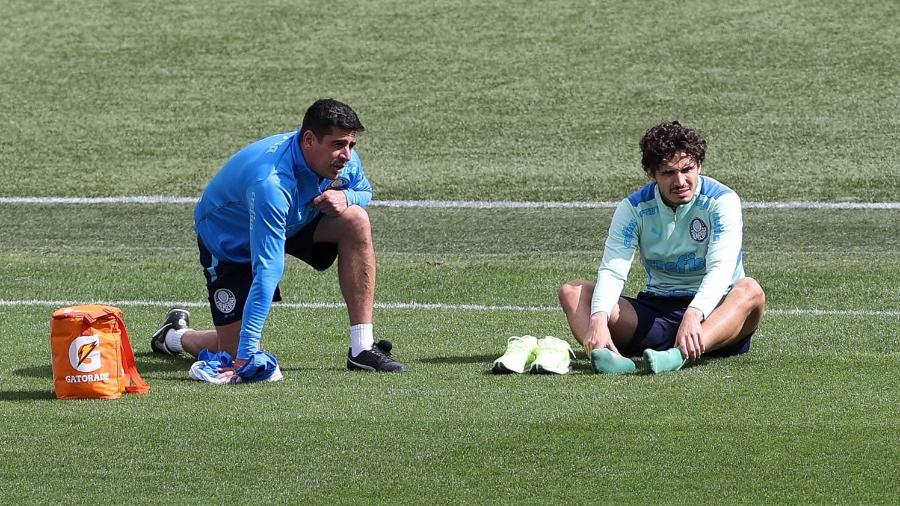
[50,305,150,400]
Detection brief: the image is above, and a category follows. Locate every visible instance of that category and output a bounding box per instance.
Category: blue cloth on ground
[188,349,282,384]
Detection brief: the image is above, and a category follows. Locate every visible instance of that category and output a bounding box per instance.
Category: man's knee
[736,277,766,310]
[558,279,590,311]
[343,205,371,227]
[333,206,372,242]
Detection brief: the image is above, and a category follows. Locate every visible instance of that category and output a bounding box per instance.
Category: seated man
[151,98,406,382]
[559,121,765,373]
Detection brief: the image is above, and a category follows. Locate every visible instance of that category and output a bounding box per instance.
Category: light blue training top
[590,175,745,319]
[194,130,372,358]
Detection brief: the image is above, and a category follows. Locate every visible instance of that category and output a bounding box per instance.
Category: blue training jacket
[194,130,372,359]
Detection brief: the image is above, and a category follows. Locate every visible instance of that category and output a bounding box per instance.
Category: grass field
[2,0,899,504]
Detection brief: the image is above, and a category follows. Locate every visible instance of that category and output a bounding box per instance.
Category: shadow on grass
[13,365,52,379]
[132,352,196,374]
[0,389,56,401]
[419,354,497,365]
[421,354,613,375]
[571,361,595,374]
[13,354,194,382]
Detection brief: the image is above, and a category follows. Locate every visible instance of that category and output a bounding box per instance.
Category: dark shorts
[617,291,753,358]
[198,214,338,326]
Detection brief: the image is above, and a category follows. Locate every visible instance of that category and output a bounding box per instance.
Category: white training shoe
[529,336,576,375]
[492,335,539,374]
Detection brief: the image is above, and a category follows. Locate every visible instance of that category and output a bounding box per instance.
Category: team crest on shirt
[328,177,349,190]
[214,288,237,314]
[689,218,709,242]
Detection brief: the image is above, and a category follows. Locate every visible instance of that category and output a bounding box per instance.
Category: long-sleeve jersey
[194,130,372,358]
[590,176,745,319]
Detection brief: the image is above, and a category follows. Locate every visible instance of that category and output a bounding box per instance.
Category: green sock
[590,348,637,374]
[643,348,686,374]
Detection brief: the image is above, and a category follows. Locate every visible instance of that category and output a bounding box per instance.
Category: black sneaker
[347,341,407,372]
[150,307,190,356]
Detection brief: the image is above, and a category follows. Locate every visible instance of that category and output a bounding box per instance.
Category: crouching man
[152,99,406,383]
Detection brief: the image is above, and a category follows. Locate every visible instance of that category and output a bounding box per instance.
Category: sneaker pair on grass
[492,335,576,375]
[590,348,686,374]
[152,308,406,372]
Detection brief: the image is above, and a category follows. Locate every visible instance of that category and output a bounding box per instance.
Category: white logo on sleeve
[69,335,102,372]
[689,218,709,242]
[214,288,237,314]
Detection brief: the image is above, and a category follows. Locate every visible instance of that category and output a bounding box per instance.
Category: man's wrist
[590,310,609,320]
[685,306,705,320]
[341,190,353,206]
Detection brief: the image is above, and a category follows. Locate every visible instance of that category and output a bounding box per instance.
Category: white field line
[1,299,897,317]
[1,196,899,210]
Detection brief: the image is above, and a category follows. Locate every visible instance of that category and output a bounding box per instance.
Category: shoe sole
[346,359,406,372]
[150,325,175,355]
[491,361,527,374]
[530,363,568,375]
[347,358,376,371]
[151,308,190,355]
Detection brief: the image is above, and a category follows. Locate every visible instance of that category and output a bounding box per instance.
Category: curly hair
[639,121,707,174]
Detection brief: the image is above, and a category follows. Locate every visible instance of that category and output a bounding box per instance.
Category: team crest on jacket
[214,288,237,314]
[689,218,709,242]
[328,177,350,190]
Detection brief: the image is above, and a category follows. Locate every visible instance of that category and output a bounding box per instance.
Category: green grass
[3,305,899,504]
[2,0,900,504]
[2,0,900,201]
[2,204,899,311]
[2,204,899,504]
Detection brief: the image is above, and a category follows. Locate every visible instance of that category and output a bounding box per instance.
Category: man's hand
[216,357,248,384]
[312,190,349,217]
[583,312,620,355]
[675,307,705,360]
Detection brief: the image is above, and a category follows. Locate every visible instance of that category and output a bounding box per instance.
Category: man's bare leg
[313,206,375,328]
[181,322,241,357]
[645,277,766,373]
[559,279,642,373]
[558,279,639,350]
[702,277,766,351]
[311,206,404,372]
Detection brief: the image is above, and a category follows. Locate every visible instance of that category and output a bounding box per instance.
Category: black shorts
[617,292,753,358]
[198,215,338,326]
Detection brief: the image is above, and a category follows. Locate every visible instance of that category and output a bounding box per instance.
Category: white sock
[165,327,188,353]
[350,323,374,357]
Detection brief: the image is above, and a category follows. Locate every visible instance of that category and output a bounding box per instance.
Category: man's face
[649,151,702,207]
[301,128,357,179]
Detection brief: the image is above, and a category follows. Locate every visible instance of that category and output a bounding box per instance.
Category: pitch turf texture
[1,0,898,504]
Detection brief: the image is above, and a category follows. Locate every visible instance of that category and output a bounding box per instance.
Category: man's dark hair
[639,121,707,174]
[301,99,365,139]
